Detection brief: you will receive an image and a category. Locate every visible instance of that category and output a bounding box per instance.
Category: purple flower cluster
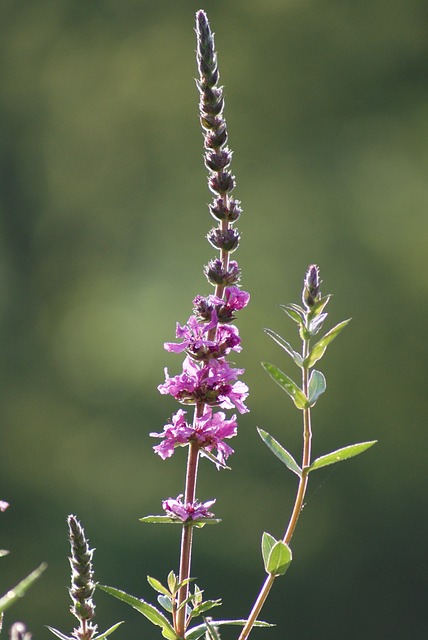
[151,407,237,467]
[154,285,249,465]
[162,495,216,522]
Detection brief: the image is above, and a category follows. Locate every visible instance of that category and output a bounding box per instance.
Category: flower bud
[207,228,240,252]
[204,259,241,286]
[205,150,232,172]
[209,171,235,194]
[302,264,321,308]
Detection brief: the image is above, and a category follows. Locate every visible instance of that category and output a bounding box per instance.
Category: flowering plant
[1,9,376,640]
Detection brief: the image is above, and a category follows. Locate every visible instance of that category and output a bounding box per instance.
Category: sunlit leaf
[262,362,308,410]
[261,532,277,570]
[264,329,303,367]
[265,540,292,576]
[190,598,222,618]
[167,571,178,594]
[306,441,378,473]
[98,585,177,640]
[0,550,9,558]
[147,575,171,597]
[280,303,305,324]
[257,429,301,477]
[308,312,328,336]
[185,619,274,640]
[304,319,351,368]
[140,515,221,527]
[308,294,331,317]
[0,562,47,614]
[158,595,173,613]
[204,619,221,640]
[307,370,326,406]
[46,628,72,640]
[94,621,125,640]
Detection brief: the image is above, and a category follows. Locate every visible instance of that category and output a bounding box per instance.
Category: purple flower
[150,407,237,466]
[162,494,216,522]
[164,315,241,361]
[193,287,250,325]
[158,356,249,413]
[224,286,250,311]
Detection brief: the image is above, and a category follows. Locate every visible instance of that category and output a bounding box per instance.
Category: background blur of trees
[1,1,427,638]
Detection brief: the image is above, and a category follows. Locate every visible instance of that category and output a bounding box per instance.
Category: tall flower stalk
[149,10,249,638]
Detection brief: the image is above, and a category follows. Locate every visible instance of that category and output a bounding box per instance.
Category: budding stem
[238,331,313,640]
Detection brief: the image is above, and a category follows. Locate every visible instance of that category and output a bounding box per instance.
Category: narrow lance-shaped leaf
[262,362,308,410]
[147,576,171,597]
[280,303,306,324]
[98,585,177,640]
[140,515,221,526]
[185,619,274,640]
[257,429,301,477]
[94,621,125,640]
[304,318,351,368]
[46,628,72,640]
[264,329,303,367]
[0,562,47,614]
[190,598,222,618]
[306,441,378,473]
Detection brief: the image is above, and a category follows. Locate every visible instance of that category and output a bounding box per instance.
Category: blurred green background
[1,0,427,638]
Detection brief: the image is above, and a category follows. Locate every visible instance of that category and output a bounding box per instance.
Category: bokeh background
[1,0,427,638]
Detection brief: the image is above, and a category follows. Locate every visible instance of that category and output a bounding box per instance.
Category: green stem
[238,335,312,640]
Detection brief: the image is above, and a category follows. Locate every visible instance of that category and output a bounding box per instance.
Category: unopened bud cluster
[196,9,242,287]
[68,515,97,640]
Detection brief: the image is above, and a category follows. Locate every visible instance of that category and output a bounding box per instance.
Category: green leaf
[280,303,305,324]
[261,532,277,569]
[94,621,125,640]
[192,584,203,607]
[265,540,292,576]
[308,312,328,336]
[257,429,301,477]
[98,585,177,640]
[46,628,72,640]
[307,370,326,406]
[308,294,331,318]
[167,571,178,594]
[304,319,351,368]
[0,562,47,614]
[158,595,173,613]
[264,329,303,367]
[140,515,183,524]
[306,441,378,473]
[186,619,274,640]
[204,619,221,640]
[190,598,222,618]
[147,576,171,597]
[262,362,308,410]
[140,515,221,527]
